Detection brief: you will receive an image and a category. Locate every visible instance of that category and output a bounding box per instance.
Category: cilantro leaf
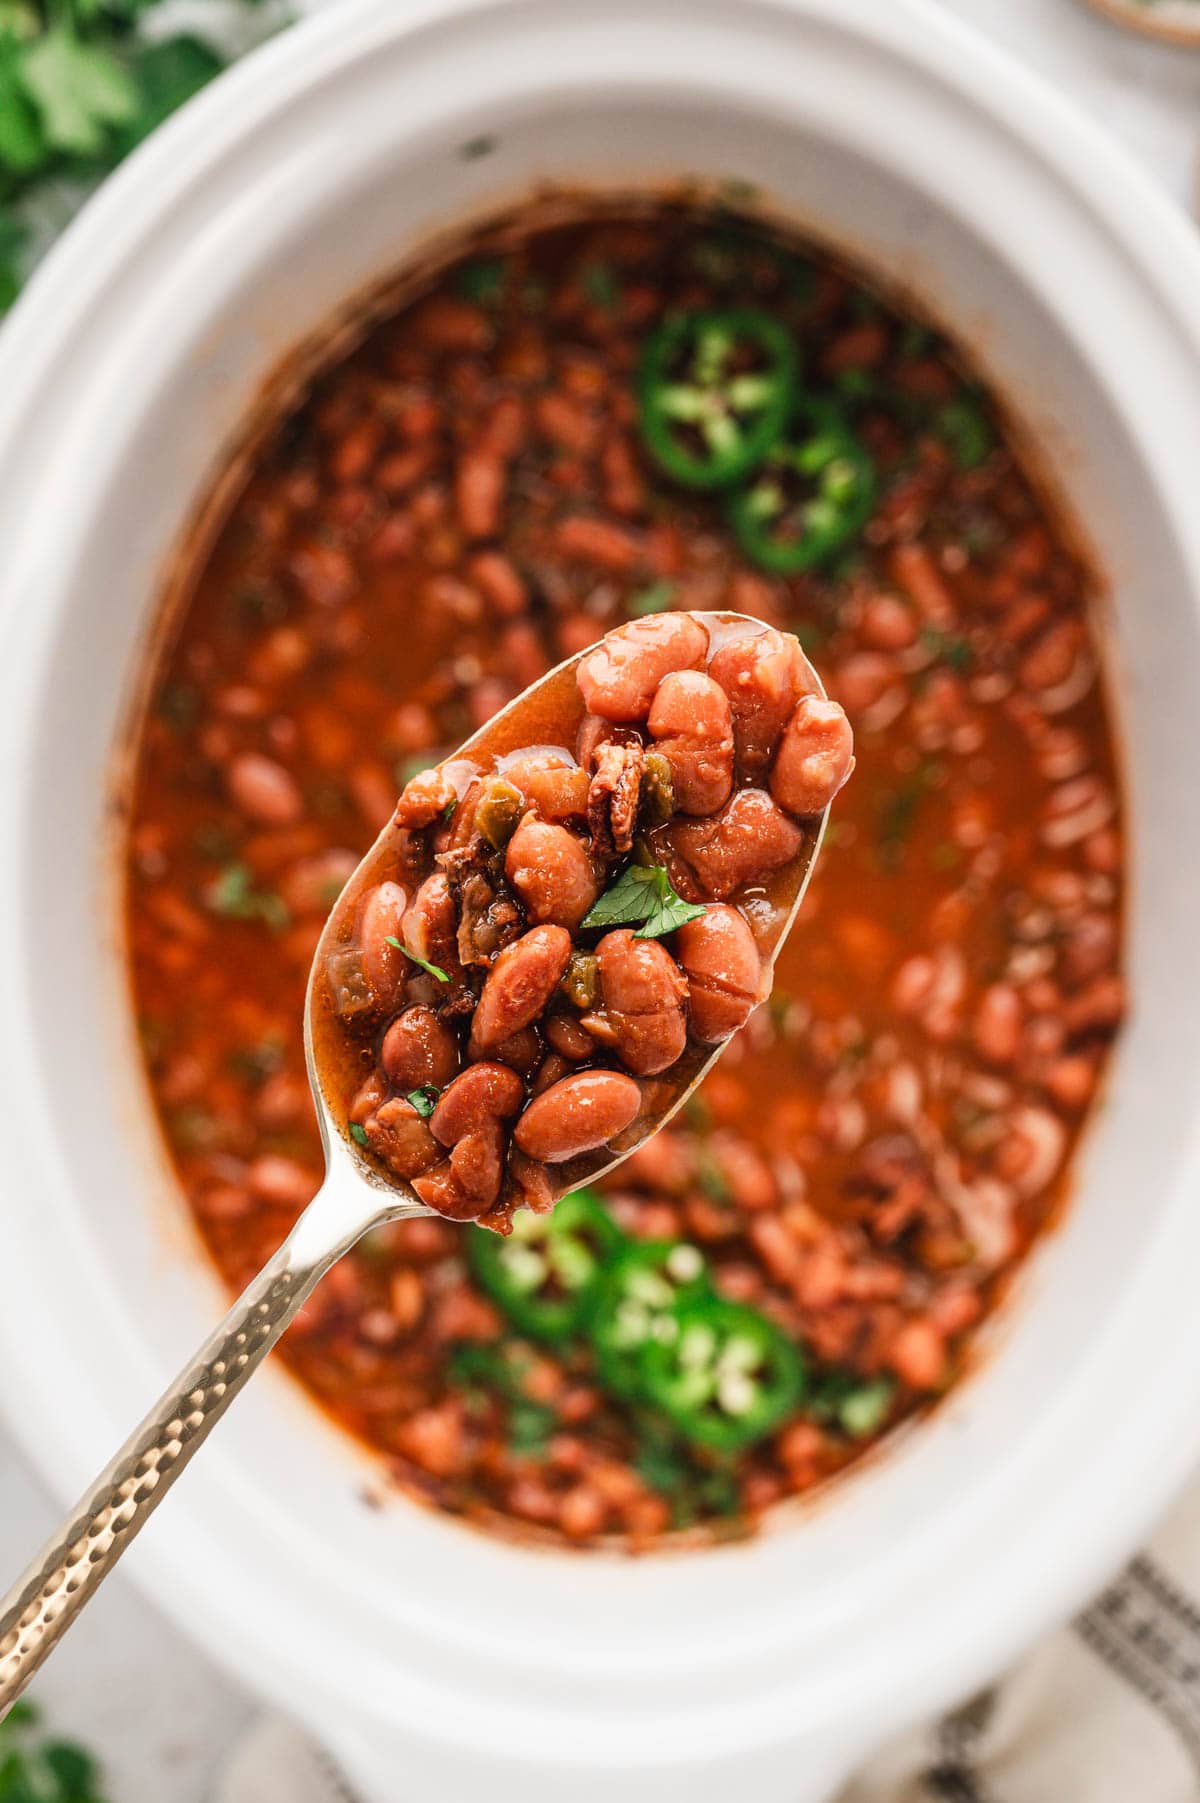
[348,1122,370,1148]
[405,1085,440,1118]
[581,862,706,941]
[627,579,675,617]
[115,35,223,153]
[384,934,449,983]
[0,45,47,174]
[0,209,27,312]
[204,861,289,931]
[580,260,620,312]
[20,29,138,157]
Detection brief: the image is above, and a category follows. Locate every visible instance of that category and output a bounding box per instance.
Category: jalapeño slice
[639,1296,805,1453]
[638,307,798,490]
[728,396,876,573]
[468,1188,625,1343]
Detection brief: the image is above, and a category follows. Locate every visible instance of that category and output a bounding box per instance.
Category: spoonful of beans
[0,610,853,1707]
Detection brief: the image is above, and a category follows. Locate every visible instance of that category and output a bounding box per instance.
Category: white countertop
[2,1,1198,1794]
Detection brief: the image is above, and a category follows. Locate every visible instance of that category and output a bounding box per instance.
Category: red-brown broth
[124,200,1124,1548]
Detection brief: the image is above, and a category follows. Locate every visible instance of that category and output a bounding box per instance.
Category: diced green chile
[728,397,877,573]
[475,777,524,849]
[639,1296,805,1452]
[638,308,798,489]
[468,1188,625,1341]
[587,1239,710,1400]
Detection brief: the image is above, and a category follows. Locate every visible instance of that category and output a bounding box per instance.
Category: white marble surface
[2,0,1199,1793]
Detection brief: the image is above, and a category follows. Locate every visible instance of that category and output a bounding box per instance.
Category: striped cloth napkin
[219,1475,1200,1803]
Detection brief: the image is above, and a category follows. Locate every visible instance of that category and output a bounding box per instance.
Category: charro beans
[128,199,1123,1554]
[310,610,833,1228]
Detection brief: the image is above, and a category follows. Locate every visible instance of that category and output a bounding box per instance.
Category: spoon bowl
[0,610,833,1712]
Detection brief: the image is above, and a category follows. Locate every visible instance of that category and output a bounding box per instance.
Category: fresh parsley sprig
[0,1,282,313]
[581,861,706,941]
[384,933,449,984]
[0,1697,107,1803]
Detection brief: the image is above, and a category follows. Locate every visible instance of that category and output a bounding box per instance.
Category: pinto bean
[664,789,804,901]
[402,873,461,982]
[469,925,572,1055]
[394,765,455,828]
[555,515,644,572]
[503,753,590,821]
[490,1027,544,1080]
[887,1319,947,1390]
[467,550,528,619]
[505,817,599,928]
[647,671,734,816]
[576,613,708,721]
[596,930,688,1075]
[226,753,303,826]
[673,905,761,1043]
[430,1061,524,1144]
[708,627,809,779]
[358,881,409,1004]
[456,450,505,540]
[514,1070,642,1161]
[972,984,1022,1065]
[362,1096,442,1179]
[412,1116,507,1219]
[381,1006,461,1091]
[545,1014,594,1060]
[769,696,856,816]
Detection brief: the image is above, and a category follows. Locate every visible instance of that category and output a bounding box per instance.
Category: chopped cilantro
[921,626,973,672]
[349,1122,370,1149]
[627,579,676,617]
[384,934,450,983]
[580,260,620,312]
[405,1085,440,1118]
[937,394,994,470]
[204,862,289,931]
[457,258,507,306]
[581,862,706,941]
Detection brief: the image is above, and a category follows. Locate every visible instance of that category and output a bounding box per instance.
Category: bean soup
[125,199,1125,1549]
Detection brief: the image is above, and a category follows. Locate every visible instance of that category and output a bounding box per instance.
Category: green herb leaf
[384,934,449,983]
[41,1742,98,1796]
[627,579,676,617]
[405,1085,440,1118]
[457,256,506,306]
[837,1376,894,1439]
[20,28,137,156]
[204,861,289,931]
[937,394,993,471]
[0,209,27,312]
[349,1122,370,1148]
[0,44,46,174]
[580,259,620,312]
[920,626,973,672]
[581,861,706,941]
[115,34,223,152]
[507,1398,557,1458]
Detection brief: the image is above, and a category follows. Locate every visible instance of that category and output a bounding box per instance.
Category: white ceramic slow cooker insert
[1,3,1200,1799]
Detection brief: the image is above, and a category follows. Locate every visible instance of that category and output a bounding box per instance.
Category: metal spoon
[0,612,829,1711]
